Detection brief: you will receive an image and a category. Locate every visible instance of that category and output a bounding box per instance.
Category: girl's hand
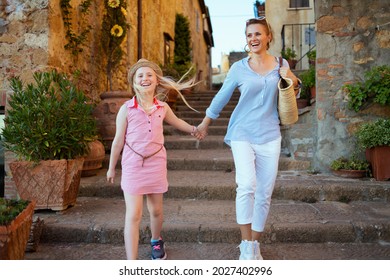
[192,126,206,140]
[196,122,209,140]
[106,169,116,184]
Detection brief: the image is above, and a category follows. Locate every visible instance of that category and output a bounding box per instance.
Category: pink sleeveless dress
[120,97,168,195]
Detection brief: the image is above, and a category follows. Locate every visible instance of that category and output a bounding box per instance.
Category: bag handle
[279,57,302,95]
[278,57,289,89]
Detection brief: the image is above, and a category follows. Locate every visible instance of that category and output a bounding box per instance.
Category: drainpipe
[138,0,142,59]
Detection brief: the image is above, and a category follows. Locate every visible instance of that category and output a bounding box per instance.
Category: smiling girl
[107,59,203,260]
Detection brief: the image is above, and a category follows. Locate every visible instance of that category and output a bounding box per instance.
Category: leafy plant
[330,156,370,171]
[307,49,316,61]
[2,70,97,162]
[300,66,316,89]
[281,47,297,60]
[172,13,194,78]
[343,65,390,112]
[60,0,92,58]
[355,118,390,150]
[101,0,129,91]
[0,198,30,226]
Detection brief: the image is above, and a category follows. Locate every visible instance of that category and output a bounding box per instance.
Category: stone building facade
[0,0,213,198]
[313,0,390,170]
[0,0,213,102]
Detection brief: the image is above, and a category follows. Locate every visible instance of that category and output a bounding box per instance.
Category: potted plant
[281,47,297,69]
[300,66,316,101]
[2,70,98,210]
[0,198,35,259]
[330,156,370,178]
[343,65,390,112]
[296,88,310,109]
[355,118,390,181]
[101,0,129,91]
[93,0,131,150]
[307,49,316,66]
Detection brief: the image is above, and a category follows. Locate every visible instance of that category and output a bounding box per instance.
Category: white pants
[231,137,281,232]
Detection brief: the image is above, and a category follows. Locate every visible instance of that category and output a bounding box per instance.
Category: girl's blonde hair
[129,59,199,112]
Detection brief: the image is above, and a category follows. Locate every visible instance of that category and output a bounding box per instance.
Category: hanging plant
[101,0,129,91]
[60,0,92,58]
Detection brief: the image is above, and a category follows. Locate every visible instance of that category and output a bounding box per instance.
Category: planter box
[332,169,366,178]
[9,158,84,211]
[0,201,35,260]
[365,146,390,181]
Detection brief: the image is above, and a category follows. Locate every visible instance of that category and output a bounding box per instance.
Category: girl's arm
[164,104,203,139]
[107,104,127,183]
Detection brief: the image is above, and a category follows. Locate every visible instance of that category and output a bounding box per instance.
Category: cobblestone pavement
[25,241,390,260]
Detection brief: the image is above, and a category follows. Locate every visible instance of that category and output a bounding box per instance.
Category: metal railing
[281,23,316,70]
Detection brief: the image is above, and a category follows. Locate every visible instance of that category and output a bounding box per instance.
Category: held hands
[194,121,209,140]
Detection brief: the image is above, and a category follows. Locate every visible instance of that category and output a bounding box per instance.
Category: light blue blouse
[206,56,288,146]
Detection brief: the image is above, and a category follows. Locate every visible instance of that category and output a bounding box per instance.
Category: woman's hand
[280,66,300,89]
[196,118,211,140]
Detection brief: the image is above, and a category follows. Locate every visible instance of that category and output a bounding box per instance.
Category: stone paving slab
[34,197,390,245]
[25,241,390,260]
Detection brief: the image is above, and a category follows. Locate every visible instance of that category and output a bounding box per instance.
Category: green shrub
[343,65,390,112]
[330,156,370,171]
[0,198,30,226]
[2,70,97,162]
[281,47,297,60]
[355,118,390,150]
[300,66,315,89]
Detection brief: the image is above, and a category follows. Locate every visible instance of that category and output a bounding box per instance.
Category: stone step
[164,125,227,136]
[164,135,229,149]
[175,104,236,112]
[178,99,238,107]
[182,91,240,100]
[25,241,390,260]
[175,111,233,118]
[79,169,389,203]
[102,148,311,171]
[178,117,230,126]
[34,196,390,245]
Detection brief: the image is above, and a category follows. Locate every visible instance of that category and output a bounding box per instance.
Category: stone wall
[314,0,390,171]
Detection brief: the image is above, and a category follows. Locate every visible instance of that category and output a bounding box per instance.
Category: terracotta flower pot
[332,169,367,178]
[9,158,84,211]
[297,98,309,109]
[0,200,35,259]
[82,140,105,177]
[93,91,133,151]
[365,146,390,181]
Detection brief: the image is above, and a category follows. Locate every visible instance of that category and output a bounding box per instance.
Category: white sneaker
[238,240,254,260]
[253,240,263,260]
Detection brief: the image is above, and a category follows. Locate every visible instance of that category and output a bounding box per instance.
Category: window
[290,0,309,8]
[305,26,316,45]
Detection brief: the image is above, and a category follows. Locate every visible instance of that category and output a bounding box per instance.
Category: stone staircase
[28,90,390,260]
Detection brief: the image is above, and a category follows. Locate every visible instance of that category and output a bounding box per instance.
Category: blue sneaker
[151,238,167,260]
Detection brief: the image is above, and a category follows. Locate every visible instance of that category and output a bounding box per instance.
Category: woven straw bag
[277,58,298,125]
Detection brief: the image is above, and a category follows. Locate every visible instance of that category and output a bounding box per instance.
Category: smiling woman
[196,16,300,260]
